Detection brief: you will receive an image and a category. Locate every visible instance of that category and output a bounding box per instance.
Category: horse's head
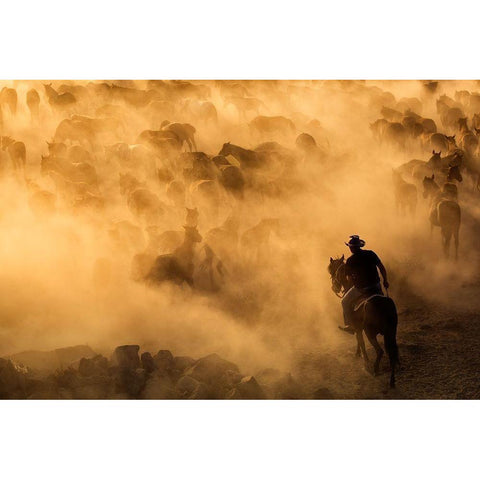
[46,140,67,156]
[184,225,203,243]
[185,207,199,226]
[429,150,442,168]
[218,142,231,156]
[40,154,52,176]
[328,255,346,295]
[448,164,463,183]
[446,135,457,148]
[423,174,438,198]
[458,117,469,130]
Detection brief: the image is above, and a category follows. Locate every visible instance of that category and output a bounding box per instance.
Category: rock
[72,375,114,399]
[186,353,242,398]
[27,376,60,399]
[312,387,335,399]
[153,350,174,373]
[176,375,210,399]
[115,368,146,398]
[55,346,97,368]
[113,345,140,370]
[8,345,96,372]
[186,353,241,389]
[141,352,156,373]
[0,358,27,399]
[78,355,109,377]
[55,367,82,390]
[142,374,177,399]
[227,376,266,399]
[173,356,196,373]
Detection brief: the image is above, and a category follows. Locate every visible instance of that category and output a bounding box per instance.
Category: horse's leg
[454,227,459,261]
[356,330,368,363]
[365,330,384,376]
[444,228,452,259]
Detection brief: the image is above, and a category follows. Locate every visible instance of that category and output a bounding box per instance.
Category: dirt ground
[295,279,480,399]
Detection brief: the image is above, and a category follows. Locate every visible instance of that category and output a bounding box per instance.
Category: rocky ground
[0,344,309,400]
[2,278,480,400]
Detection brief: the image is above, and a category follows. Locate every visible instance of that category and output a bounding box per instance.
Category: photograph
[1,2,479,478]
[0,79,477,400]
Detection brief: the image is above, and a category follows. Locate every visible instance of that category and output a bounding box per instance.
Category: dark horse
[328,256,399,387]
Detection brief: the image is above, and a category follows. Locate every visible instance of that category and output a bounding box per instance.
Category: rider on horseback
[340,235,389,334]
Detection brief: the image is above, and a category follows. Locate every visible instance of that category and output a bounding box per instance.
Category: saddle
[353,294,384,312]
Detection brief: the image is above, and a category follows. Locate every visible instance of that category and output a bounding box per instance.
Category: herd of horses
[329,82,480,388]
[380,86,480,260]
[1,80,476,389]
[0,80,331,295]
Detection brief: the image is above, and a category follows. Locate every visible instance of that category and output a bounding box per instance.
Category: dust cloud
[0,80,478,374]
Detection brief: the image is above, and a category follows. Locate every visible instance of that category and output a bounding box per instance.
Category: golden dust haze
[0,79,479,379]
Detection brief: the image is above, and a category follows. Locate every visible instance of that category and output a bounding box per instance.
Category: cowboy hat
[345,235,365,247]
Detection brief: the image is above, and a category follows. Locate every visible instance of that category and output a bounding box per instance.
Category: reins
[332,287,345,299]
[330,262,348,298]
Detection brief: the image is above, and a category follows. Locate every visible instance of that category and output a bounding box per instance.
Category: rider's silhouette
[340,235,390,334]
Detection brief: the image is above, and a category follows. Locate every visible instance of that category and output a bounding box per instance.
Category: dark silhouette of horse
[0,87,17,115]
[423,175,461,259]
[447,164,462,183]
[1,136,26,173]
[328,256,399,387]
[145,226,202,287]
[43,84,77,110]
[392,170,417,216]
[218,142,263,169]
[26,89,40,122]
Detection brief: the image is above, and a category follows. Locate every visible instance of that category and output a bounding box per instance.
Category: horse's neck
[428,186,440,201]
[231,144,250,157]
[336,263,350,290]
[175,236,196,260]
[45,86,57,98]
[393,175,406,187]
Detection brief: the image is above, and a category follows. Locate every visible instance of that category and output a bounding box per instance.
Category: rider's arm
[377,261,389,288]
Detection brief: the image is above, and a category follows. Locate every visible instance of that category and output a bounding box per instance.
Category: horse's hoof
[364,362,374,375]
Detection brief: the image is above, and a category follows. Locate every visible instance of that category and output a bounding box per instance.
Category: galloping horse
[328,256,399,387]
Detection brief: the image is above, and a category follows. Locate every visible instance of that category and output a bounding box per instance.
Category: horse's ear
[341,254,344,261]
[329,257,333,263]
[432,149,435,154]
[432,174,435,179]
